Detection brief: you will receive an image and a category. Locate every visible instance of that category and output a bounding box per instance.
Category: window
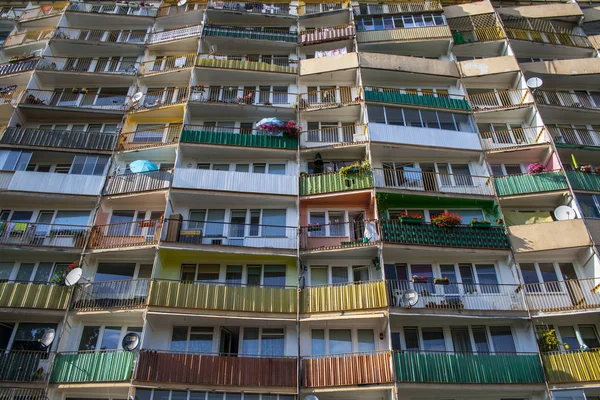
[12,323,57,351]
[422,328,446,351]
[329,329,353,354]
[311,328,375,355]
[1,150,32,171]
[489,326,516,352]
[404,328,419,350]
[242,328,284,356]
[520,262,562,292]
[171,327,213,353]
[70,154,109,175]
[365,106,474,132]
[261,209,286,237]
[578,194,600,218]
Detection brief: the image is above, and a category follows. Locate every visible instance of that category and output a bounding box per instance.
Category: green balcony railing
[203,25,297,42]
[381,219,510,249]
[394,351,545,384]
[0,281,70,310]
[566,171,600,192]
[300,171,374,196]
[50,351,134,383]
[494,171,568,197]
[542,349,600,384]
[364,88,471,111]
[180,127,298,150]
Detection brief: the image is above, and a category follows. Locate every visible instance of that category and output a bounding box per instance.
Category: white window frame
[240,327,286,356]
[169,326,215,353]
[308,264,371,285]
[77,324,141,352]
[310,327,377,355]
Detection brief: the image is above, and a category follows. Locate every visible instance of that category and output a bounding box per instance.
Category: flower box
[413,277,428,283]
[307,225,321,232]
[434,278,450,285]
[469,220,491,229]
[400,218,423,224]
[138,220,155,228]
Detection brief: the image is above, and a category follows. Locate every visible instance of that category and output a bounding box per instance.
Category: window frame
[310,327,377,355]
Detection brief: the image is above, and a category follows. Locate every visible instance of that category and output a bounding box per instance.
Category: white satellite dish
[554,205,576,221]
[402,289,419,308]
[304,396,319,400]
[40,329,55,348]
[526,77,543,90]
[177,0,187,6]
[132,91,143,102]
[65,267,83,286]
[122,332,140,351]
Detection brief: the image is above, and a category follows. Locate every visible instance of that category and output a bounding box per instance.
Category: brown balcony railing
[38,56,139,75]
[189,86,296,107]
[118,124,182,150]
[298,2,344,15]
[534,90,600,110]
[136,350,297,387]
[71,279,150,310]
[0,126,117,151]
[22,89,128,112]
[19,2,68,21]
[299,86,362,110]
[542,349,600,384]
[524,277,600,313]
[0,58,39,76]
[305,124,366,145]
[209,1,295,15]
[302,351,393,387]
[147,25,203,44]
[88,218,163,249]
[353,1,442,15]
[3,27,54,48]
[479,126,546,150]
[469,89,533,111]
[0,221,88,248]
[67,2,158,17]
[0,350,49,382]
[548,126,600,147]
[130,87,189,112]
[53,27,148,45]
[300,219,376,250]
[140,53,196,74]
[157,1,206,17]
[374,169,494,196]
[299,24,355,45]
[104,170,172,195]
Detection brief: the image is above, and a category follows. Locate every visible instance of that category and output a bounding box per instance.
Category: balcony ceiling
[299,68,357,84]
[298,9,352,27]
[18,104,125,122]
[370,141,482,161]
[300,103,362,121]
[361,68,458,86]
[147,36,200,53]
[63,12,155,28]
[0,71,34,86]
[206,9,296,27]
[195,67,296,83]
[522,70,600,90]
[389,313,528,327]
[300,388,391,400]
[452,41,506,59]
[49,39,145,57]
[536,105,600,125]
[141,69,194,87]
[116,145,177,163]
[179,142,296,161]
[187,102,296,119]
[146,308,297,326]
[358,38,451,58]
[203,36,297,54]
[461,71,520,90]
[510,40,596,61]
[473,105,534,124]
[485,144,551,164]
[301,143,367,160]
[101,191,167,209]
[169,188,298,207]
[0,190,99,208]
[499,190,572,209]
[555,146,600,165]
[301,243,378,260]
[35,70,136,87]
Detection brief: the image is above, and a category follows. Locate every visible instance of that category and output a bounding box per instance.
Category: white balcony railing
[479,126,546,150]
[67,2,158,17]
[22,89,128,112]
[147,25,202,45]
[303,124,367,147]
[368,123,482,151]
[37,57,139,75]
[0,171,105,196]
[54,28,148,45]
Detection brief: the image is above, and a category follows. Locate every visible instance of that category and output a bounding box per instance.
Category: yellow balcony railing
[542,349,600,384]
[3,27,54,48]
[357,25,451,44]
[301,280,388,313]
[0,281,70,310]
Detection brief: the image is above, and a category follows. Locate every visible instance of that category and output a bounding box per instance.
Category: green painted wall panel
[300,172,373,195]
[566,171,600,192]
[365,90,471,111]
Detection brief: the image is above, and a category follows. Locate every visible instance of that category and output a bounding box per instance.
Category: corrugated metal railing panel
[299,171,373,195]
[301,281,388,313]
[181,129,298,149]
[136,351,297,387]
[0,282,70,309]
[302,352,393,387]
[148,280,298,313]
[196,57,297,74]
[364,89,471,110]
[565,171,600,192]
[494,171,569,196]
[356,25,451,43]
[299,25,355,45]
[543,350,600,383]
[50,351,134,383]
[395,351,545,384]
[0,127,117,151]
[104,171,171,195]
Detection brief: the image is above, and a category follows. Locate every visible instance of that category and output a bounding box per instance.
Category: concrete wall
[496,3,582,19]
[359,52,459,77]
[459,56,520,78]
[299,52,358,75]
[520,58,600,76]
[509,219,591,253]
[443,1,495,19]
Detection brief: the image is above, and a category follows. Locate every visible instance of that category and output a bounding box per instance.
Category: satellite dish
[40,329,55,348]
[132,92,143,102]
[554,205,576,220]
[65,267,83,286]
[526,77,543,90]
[402,289,419,308]
[304,396,319,400]
[177,0,187,6]
[122,332,140,351]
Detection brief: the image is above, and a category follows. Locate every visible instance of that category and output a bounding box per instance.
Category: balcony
[0,221,88,249]
[196,54,297,74]
[173,167,298,196]
[53,27,147,45]
[394,351,544,384]
[353,1,442,16]
[300,171,373,196]
[387,280,525,313]
[302,351,393,387]
[130,87,189,113]
[21,89,128,113]
[189,87,296,109]
[550,126,600,148]
[136,350,297,387]
[162,218,297,250]
[452,27,506,44]
[381,219,511,250]
[299,2,345,15]
[0,351,49,383]
[356,25,452,44]
[0,170,106,196]
[374,169,494,197]
[140,53,196,75]
[508,219,591,254]
[566,171,600,192]
[181,125,298,150]
[535,90,600,111]
[203,25,297,43]
[365,88,471,111]
[479,126,546,151]
[88,218,163,249]
[524,278,600,313]
[50,351,135,383]
[542,349,600,384]
[104,171,172,196]
[19,2,68,21]
[67,2,158,17]
[0,281,70,309]
[37,56,139,75]
[0,127,118,152]
[302,281,388,313]
[71,279,150,311]
[469,89,533,112]
[157,2,205,18]
[118,124,181,151]
[300,220,379,251]
[208,1,296,16]
[0,58,39,77]
[0,7,23,20]
[504,27,593,49]
[369,123,481,151]
[299,87,362,111]
[148,280,297,313]
[303,124,366,148]
[3,28,54,48]
[494,172,568,197]
[147,25,202,45]
[299,24,355,46]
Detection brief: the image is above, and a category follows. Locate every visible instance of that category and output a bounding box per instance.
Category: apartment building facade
[0,1,599,400]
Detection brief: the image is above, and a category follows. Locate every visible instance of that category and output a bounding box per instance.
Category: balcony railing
[163,218,297,250]
[189,86,295,107]
[130,87,189,112]
[104,170,172,195]
[299,24,355,45]
[22,89,128,112]
[0,281,70,309]
[136,350,297,387]
[299,86,362,110]
[524,277,600,313]
[373,169,494,196]
[542,349,600,384]
[566,171,600,192]
[534,90,600,110]
[147,25,202,44]
[300,220,378,250]
[71,279,150,310]
[50,350,134,383]
[0,58,39,76]
[37,56,139,75]
[299,2,344,15]
[196,54,297,74]
[0,7,23,20]
[203,25,297,42]
[353,1,442,15]
[302,280,388,313]
[0,221,88,248]
[356,25,451,44]
[54,27,147,44]
[0,351,48,382]
[387,280,525,312]
[0,89,23,106]
[19,2,68,21]
[3,28,54,48]
[364,87,471,111]
[181,125,298,149]
[479,126,545,151]
[88,219,163,249]
[140,53,196,74]
[148,279,297,313]
[302,351,393,387]
[157,2,205,17]
[505,27,593,49]
[299,171,374,196]
[0,127,117,151]
[0,170,105,196]
[549,126,600,147]
[452,27,506,44]
[380,219,511,249]
[118,124,181,150]
[395,351,545,384]
[469,89,533,112]
[67,2,158,17]
[209,1,296,16]
[494,171,569,196]
[304,124,366,146]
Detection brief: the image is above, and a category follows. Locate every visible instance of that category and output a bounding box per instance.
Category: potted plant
[371,256,381,271]
[537,329,561,352]
[469,218,491,228]
[139,220,155,228]
[595,166,600,174]
[50,261,78,285]
[307,223,321,232]
[192,84,205,93]
[431,212,462,228]
[413,275,428,283]
[434,277,450,285]
[397,212,424,224]
[282,121,300,138]
[527,162,546,174]
[339,160,371,177]
[580,164,592,173]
